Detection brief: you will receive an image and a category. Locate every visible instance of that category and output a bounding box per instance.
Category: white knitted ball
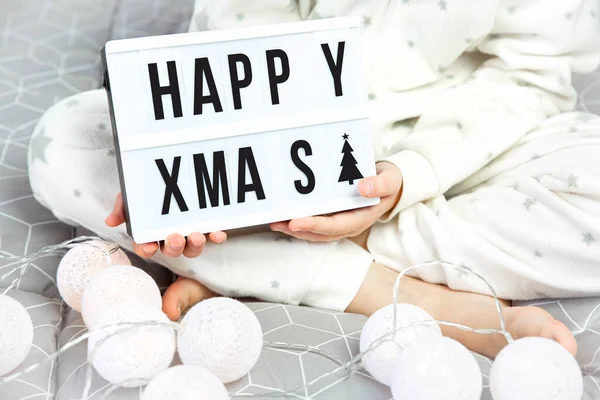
[360,303,442,386]
[142,365,229,400]
[0,295,34,376]
[177,298,263,383]
[391,337,482,400]
[87,301,175,387]
[57,240,131,312]
[81,266,161,330]
[490,337,582,400]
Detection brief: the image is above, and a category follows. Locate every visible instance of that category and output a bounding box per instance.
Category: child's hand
[105,193,227,259]
[270,162,403,242]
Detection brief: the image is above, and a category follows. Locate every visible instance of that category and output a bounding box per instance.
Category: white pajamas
[28,0,600,311]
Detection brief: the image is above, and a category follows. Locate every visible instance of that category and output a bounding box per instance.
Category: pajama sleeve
[380,0,600,222]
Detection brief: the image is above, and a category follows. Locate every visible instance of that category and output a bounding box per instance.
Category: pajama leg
[28,91,373,311]
[368,112,600,300]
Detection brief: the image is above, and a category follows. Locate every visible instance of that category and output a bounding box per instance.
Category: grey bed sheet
[1,0,600,399]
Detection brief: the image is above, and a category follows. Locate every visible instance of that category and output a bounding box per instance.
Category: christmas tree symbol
[338,133,363,185]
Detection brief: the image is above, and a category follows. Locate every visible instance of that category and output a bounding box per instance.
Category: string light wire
[0,238,513,399]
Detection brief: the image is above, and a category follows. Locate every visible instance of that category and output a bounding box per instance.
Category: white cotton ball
[57,240,131,312]
[391,336,482,400]
[0,295,34,376]
[177,297,263,383]
[87,301,175,387]
[490,337,582,400]
[81,265,161,330]
[142,365,229,400]
[360,303,442,386]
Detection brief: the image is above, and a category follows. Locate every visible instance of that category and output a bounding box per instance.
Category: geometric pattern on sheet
[0,290,62,400]
[55,298,600,400]
[574,68,600,116]
[0,0,196,298]
[1,1,192,399]
[0,0,117,298]
[55,302,495,400]
[31,299,600,400]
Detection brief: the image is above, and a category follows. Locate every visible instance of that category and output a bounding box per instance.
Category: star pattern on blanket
[567,174,579,188]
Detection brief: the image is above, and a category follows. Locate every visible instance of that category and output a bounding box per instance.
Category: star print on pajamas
[29,129,53,164]
[582,233,596,246]
[523,198,537,210]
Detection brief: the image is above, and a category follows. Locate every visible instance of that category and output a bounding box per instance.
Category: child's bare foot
[162,276,219,321]
[346,262,577,359]
[502,305,577,356]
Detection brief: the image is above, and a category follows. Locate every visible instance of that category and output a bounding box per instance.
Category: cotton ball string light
[391,336,482,400]
[360,303,441,386]
[142,365,229,400]
[87,301,175,387]
[490,337,582,400]
[57,240,130,312]
[177,297,263,383]
[81,265,161,330]
[0,295,34,376]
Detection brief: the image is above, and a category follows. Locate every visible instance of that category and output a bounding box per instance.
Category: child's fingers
[270,222,289,232]
[105,193,126,227]
[271,223,344,242]
[358,167,402,199]
[183,233,206,258]
[208,231,227,244]
[288,208,368,236]
[133,241,159,258]
[161,234,186,258]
